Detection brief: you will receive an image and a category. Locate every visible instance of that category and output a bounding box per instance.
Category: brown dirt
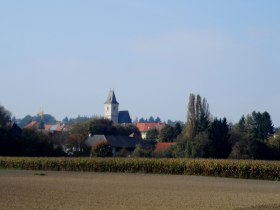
[0,170,280,210]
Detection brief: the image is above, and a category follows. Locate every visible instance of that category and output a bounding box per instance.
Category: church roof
[105,90,119,104]
[118,111,132,124]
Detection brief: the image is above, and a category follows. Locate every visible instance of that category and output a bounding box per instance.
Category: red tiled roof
[154,142,176,153]
[136,123,166,133]
[24,121,39,129]
[56,124,65,132]
[44,125,52,130]
[25,122,67,132]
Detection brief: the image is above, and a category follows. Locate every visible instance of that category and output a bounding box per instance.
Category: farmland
[1,170,280,210]
[1,157,280,180]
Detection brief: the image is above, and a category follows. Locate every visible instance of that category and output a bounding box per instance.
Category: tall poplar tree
[185,94,210,139]
[186,94,196,139]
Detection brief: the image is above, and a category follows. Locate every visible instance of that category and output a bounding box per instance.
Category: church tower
[104,89,119,124]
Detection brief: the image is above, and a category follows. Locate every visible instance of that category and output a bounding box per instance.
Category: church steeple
[105,89,119,105]
[104,89,119,124]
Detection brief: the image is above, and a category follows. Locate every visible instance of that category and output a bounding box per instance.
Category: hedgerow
[0,157,280,180]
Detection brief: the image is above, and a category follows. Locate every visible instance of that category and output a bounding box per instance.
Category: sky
[1,0,280,125]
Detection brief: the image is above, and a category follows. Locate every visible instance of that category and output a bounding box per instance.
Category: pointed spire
[105,89,119,104]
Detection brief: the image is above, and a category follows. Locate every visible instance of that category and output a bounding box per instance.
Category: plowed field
[0,170,280,210]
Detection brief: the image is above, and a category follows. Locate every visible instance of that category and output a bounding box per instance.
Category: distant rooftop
[136,123,166,132]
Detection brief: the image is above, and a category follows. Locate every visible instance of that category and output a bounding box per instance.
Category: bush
[153,146,176,158]
[229,140,276,160]
[91,141,112,157]
[115,148,131,157]
[131,144,152,157]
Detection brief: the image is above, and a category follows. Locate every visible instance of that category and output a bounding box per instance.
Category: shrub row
[1,157,280,180]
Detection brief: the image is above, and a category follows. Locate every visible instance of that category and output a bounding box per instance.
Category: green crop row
[1,157,280,180]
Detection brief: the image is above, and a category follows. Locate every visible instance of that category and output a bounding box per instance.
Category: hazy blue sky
[1,1,280,125]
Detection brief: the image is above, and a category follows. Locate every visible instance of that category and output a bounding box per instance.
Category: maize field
[1,157,280,180]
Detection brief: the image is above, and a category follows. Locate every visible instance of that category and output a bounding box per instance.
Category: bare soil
[0,170,280,210]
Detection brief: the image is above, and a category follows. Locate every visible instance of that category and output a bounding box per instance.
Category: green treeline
[1,92,280,160]
[175,94,277,160]
[0,105,64,157]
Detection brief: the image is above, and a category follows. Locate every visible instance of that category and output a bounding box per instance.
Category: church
[104,90,132,124]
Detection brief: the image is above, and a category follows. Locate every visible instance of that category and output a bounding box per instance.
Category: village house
[136,122,166,139]
[85,135,152,155]
[24,121,68,133]
[24,121,69,145]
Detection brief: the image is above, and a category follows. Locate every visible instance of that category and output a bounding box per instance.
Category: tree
[229,140,275,160]
[0,127,15,156]
[176,94,211,158]
[62,117,69,124]
[67,122,90,152]
[183,132,214,158]
[115,148,131,157]
[268,130,280,152]
[208,118,231,158]
[91,141,112,157]
[186,94,196,139]
[229,111,276,160]
[155,117,161,123]
[146,129,159,140]
[89,118,116,136]
[214,115,276,160]
[229,140,250,159]
[33,114,57,125]
[0,105,13,156]
[237,115,246,133]
[229,115,253,146]
[236,111,274,142]
[0,105,11,127]
[18,115,32,128]
[115,124,141,137]
[197,97,210,133]
[139,118,145,123]
[267,130,280,159]
[182,100,238,159]
[185,94,210,139]
[64,115,94,125]
[251,111,274,141]
[19,129,64,157]
[0,105,66,157]
[174,122,182,138]
[153,145,176,158]
[148,116,155,123]
[158,125,175,142]
[167,119,184,126]
[146,129,159,149]
[131,144,152,157]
